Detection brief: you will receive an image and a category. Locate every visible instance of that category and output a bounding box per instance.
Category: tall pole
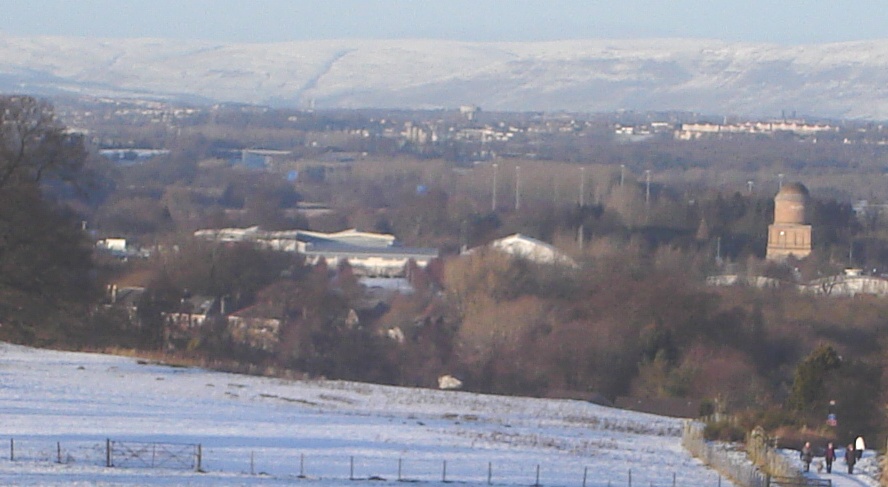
[645,170,651,206]
[579,167,586,250]
[579,167,585,207]
[515,165,521,211]
[551,176,558,206]
[620,164,625,187]
[645,169,652,223]
[491,163,498,212]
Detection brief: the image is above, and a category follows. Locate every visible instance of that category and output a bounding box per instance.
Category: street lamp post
[491,163,498,212]
[645,170,651,205]
[579,167,585,207]
[645,170,652,223]
[515,165,521,211]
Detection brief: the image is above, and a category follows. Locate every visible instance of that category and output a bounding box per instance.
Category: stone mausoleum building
[766,182,812,261]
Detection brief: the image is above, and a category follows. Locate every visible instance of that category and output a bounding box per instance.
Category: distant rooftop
[297,229,396,249]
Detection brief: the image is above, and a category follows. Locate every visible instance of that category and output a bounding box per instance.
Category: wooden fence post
[350,455,354,480]
[106,439,111,468]
[196,444,201,472]
[9,438,13,462]
[534,464,540,486]
[582,467,587,487]
[488,462,493,485]
[299,453,305,478]
[442,460,447,482]
[57,442,61,464]
[398,457,402,481]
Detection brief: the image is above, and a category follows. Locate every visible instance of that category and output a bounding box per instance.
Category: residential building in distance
[226,305,281,352]
[95,237,152,260]
[239,149,292,169]
[708,268,888,298]
[675,120,836,140]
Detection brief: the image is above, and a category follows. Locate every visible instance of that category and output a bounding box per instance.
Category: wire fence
[230,451,724,487]
[4,436,731,486]
[682,422,768,487]
[682,422,829,487]
[5,438,200,471]
[6,437,106,466]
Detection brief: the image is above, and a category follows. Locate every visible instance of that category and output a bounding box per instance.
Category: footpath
[797,450,880,487]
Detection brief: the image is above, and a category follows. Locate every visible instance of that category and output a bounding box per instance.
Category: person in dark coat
[824,442,836,473]
[800,442,813,472]
[845,443,856,474]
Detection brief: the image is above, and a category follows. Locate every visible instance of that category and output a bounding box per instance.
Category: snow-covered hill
[1,34,888,119]
[0,342,728,486]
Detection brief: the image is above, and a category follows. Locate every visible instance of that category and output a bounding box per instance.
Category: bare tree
[0,96,86,191]
[0,96,92,342]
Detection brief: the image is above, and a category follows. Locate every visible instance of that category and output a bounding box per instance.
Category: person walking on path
[825,442,836,473]
[855,436,865,460]
[800,442,814,472]
[845,443,857,474]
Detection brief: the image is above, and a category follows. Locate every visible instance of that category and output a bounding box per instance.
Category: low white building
[676,121,836,140]
[708,268,888,297]
[97,238,127,253]
[194,227,438,277]
[485,233,578,267]
[801,270,888,297]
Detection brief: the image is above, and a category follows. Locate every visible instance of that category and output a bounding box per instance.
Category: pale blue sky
[0,0,885,45]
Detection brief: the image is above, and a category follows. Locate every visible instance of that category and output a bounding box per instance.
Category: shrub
[698,398,716,417]
[751,408,798,432]
[704,421,746,442]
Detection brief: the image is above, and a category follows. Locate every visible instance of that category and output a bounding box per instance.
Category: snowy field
[0,342,741,486]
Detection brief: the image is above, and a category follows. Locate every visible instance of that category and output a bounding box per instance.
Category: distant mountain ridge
[1,34,887,119]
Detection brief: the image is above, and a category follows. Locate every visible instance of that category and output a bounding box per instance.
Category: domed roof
[776,182,809,198]
[773,182,809,225]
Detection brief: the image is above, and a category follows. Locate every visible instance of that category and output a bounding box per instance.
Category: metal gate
[107,440,201,471]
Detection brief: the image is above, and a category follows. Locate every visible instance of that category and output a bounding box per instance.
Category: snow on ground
[0,342,738,486]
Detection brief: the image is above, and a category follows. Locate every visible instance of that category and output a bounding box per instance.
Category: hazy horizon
[1,0,886,45]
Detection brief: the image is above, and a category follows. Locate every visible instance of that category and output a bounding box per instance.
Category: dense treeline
[0,96,97,345]
[97,234,888,445]
[5,96,888,446]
